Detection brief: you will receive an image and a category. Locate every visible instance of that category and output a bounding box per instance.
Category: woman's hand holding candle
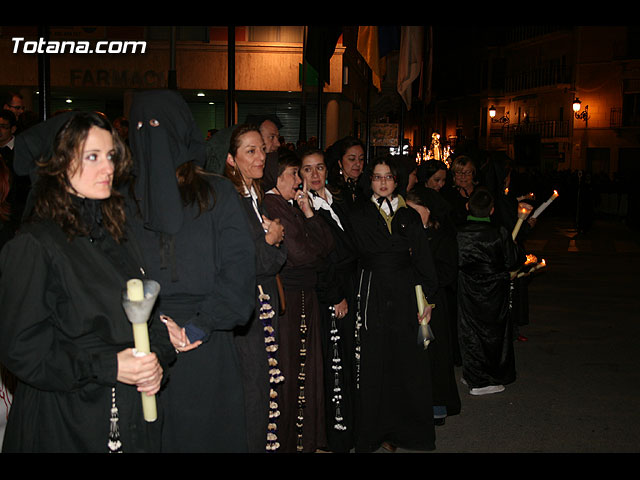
[125,278,158,422]
[116,348,163,395]
[418,303,433,325]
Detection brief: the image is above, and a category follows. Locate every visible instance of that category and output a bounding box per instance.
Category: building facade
[1,25,376,149]
[429,25,640,178]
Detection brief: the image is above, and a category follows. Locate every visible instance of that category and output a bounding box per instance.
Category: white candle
[415,285,436,349]
[126,279,157,423]
[532,190,559,219]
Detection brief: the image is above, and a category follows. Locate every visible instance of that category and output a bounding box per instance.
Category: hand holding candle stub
[512,202,534,240]
[122,279,161,422]
[513,254,547,278]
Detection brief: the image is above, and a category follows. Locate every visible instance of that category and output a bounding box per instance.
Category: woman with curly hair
[0,111,174,453]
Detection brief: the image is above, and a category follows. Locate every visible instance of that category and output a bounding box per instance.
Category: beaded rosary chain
[295,290,308,452]
[258,286,284,452]
[329,306,346,431]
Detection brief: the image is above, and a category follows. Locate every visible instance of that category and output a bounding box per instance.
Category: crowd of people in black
[0,88,603,453]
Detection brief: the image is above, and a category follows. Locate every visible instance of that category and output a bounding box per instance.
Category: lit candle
[126,279,157,422]
[531,258,547,272]
[512,202,534,240]
[532,190,559,219]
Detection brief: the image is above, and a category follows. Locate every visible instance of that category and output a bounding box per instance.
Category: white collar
[372,194,398,216]
[1,136,15,150]
[309,189,343,230]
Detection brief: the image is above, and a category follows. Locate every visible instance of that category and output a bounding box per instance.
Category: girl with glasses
[347,155,438,453]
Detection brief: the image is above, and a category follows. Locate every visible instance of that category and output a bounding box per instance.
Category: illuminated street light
[489,105,509,123]
[573,97,590,121]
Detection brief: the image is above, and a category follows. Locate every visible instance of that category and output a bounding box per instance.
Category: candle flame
[525,254,537,264]
[553,190,559,197]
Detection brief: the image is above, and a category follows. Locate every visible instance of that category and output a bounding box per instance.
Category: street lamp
[573,97,590,121]
[489,105,509,123]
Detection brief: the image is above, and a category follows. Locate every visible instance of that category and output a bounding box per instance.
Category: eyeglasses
[7,105,24,111]
[371,174,395,182]
[454,170,474,177]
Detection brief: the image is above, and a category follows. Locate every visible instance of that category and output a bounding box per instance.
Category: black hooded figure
[126,90,257,453]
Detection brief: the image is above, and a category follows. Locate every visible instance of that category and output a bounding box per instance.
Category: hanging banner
[371,123,398,147]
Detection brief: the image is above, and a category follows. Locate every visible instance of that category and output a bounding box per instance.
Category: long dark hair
[176,161,217,215]
[32,111,131,242]
[326,136,365,187]
[417,159,448,184]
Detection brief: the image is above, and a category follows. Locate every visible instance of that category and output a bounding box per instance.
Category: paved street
[380,214,640,454]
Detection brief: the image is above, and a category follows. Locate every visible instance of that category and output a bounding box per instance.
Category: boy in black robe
[456,187,525,395]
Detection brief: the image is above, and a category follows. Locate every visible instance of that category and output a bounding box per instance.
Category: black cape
[127,89,257,452]
[456,218,525,389]
[233,192,287,452]
[312,192,359,452]
[0,213,175,453]
[348,195,438,452]
[262,192,334,453]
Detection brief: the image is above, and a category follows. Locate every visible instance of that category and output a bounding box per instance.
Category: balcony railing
[504,66,572,93]
[499,120,570,142]
[610,107,640,128]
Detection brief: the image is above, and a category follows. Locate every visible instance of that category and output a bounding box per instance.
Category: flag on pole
[357,26,382,91]
[305,26,343,85]
[397,26,424,110]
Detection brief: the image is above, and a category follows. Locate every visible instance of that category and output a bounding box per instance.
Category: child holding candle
[0,112,174,452]
[456,187,525,395]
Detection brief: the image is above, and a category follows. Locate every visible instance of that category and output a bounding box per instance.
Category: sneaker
[469,385,505,396]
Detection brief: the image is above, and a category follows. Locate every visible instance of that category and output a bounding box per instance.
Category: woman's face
[339,144,365,181]
[299,153,327,193]
[426,169,447,191]
[407,168,418,192]
[277,165,301,201]
[370,162,396,199]
[68,126,115,200]
[228,130,266,183]
[407,200,431,227]
[453,163,474,191]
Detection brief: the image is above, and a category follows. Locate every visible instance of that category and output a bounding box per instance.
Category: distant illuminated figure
[430,132,442,161]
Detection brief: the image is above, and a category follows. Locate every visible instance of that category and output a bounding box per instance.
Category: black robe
[128,176,257,453]
[311,192,359,452]
[348,196,438,452]
[0,214,175,453]
[423,221,462,417]
[233,192,287,453]
[456,218,525,389]
[262,192,334,453]
[440,184,472,228]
